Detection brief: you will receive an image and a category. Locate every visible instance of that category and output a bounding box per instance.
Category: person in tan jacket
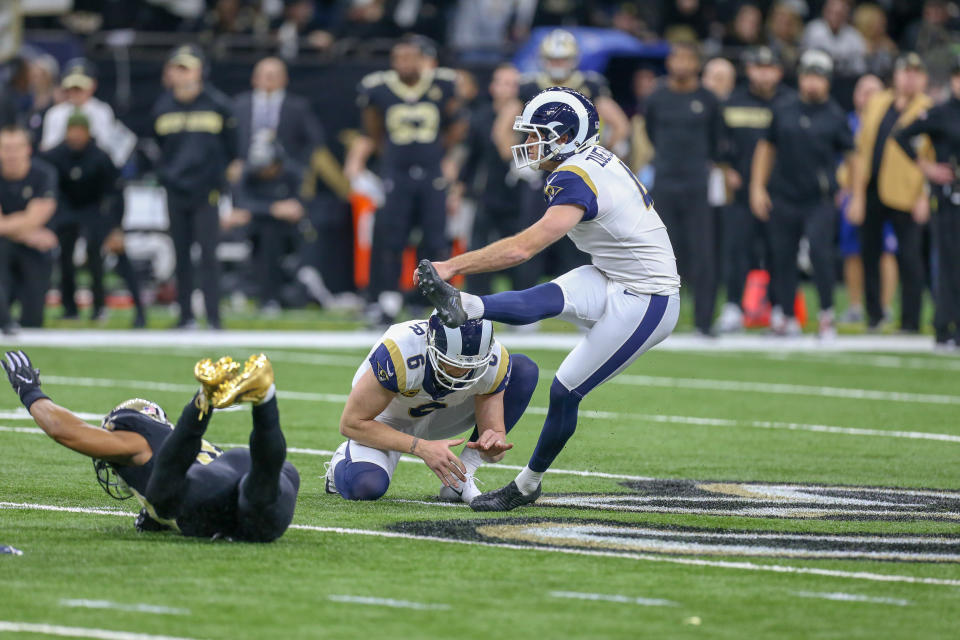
[847,52,934,332]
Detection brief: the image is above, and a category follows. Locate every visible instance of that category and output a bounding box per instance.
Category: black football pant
[0,240,52,328]
[145,394,300,542]
[862,187,924,331]
[655,184,717,333]
[933,197,960,340]
[722,200,772,307]
[768,197,836,318]
[56,215,106,316]
[168,195,221,325]
[251,216,296,306]
[369,170,448,297]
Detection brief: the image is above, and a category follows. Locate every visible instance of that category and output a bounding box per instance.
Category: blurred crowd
[1,0,960,347]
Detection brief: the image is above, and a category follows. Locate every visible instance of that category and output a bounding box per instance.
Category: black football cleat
[469,480,541,512]
[416,260,467,328]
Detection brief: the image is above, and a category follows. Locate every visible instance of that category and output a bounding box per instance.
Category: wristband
[20,388,49,411]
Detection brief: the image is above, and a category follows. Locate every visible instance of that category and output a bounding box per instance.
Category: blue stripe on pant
[572,295,668,397]
[528,295,669,472]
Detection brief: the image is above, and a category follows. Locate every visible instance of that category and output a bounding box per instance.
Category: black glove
[2,350,49,410]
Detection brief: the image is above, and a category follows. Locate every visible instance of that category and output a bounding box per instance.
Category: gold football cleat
[194,356,242,396]
[209,353,274,409]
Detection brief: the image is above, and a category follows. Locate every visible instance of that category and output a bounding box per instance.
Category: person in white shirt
[801,0,868,75]
[39,59,136,168]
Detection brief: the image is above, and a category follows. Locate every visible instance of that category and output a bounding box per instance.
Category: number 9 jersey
[357,67,459,171]
[353,319,511,439]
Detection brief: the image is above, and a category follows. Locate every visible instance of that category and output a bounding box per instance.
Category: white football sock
[515,466,543,495]
[256,383,276,404]
[378,291,403,318]
[460,292,485,320]
[459,446,483,477]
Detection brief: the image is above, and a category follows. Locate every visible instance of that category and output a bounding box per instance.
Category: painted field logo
[538,479,960,522]
[392,518,960,563]
[396,480,960,563]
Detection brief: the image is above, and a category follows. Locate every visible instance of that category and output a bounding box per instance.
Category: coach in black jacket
[151,45,238,330]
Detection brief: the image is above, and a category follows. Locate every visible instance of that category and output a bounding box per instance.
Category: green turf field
[1,341,958,639]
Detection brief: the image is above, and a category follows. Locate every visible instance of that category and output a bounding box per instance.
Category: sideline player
[344,36,466,325]
[418,88,680,511]
[326,314,539,504]
[2,351,299,541]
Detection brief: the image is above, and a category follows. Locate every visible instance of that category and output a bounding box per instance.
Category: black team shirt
[0,160,57,237]
[644,82,724,189]
[357,67,459,173]
[151,87,238,202]
[722,84,795,204]
[763,94,853,203]
[43,140,121,224]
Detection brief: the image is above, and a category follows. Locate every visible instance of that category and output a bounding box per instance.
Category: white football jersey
[543,145,680,296]
[352,320,511,440]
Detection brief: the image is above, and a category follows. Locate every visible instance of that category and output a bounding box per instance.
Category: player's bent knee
[336,461,390,501]
[509,354,540,397]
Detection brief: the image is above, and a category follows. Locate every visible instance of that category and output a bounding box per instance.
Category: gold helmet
[539,29,580,82]
[95,398,173,500]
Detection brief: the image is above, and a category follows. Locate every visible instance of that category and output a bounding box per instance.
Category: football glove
[2,350,49,410]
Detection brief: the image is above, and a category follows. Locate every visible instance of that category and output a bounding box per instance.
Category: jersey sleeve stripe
[486,345,510,394]
[383,338,407,391]
[557,166,598,197]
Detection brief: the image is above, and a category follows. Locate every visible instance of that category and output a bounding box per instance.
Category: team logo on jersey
[428,86,443,101]
[22,186,33,199]
[543,176,564,202]
[377,362,392,382]
[396,478,960,563]
[691,100,704,114]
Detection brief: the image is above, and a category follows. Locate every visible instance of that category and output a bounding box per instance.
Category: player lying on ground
[326,313,539,504]
[2,350,300,541]
[418,87,681,511]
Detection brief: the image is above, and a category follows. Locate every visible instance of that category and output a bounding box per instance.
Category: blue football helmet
[512,87,600,170]
[426,314,495,391]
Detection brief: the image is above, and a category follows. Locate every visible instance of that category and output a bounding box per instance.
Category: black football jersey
[357,67,459,170]
[518,70,611,104]
[106,410,223,508]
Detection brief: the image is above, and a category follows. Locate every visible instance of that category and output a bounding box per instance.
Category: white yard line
[326,595,450,610]
[548,591,678,607]
[0,329,938,353]
[0,501,130,516]
[2,502,958,588]
[691,350,960,373]
[59,600,189,616]
[791,591,911,606]
[611,374,960,406]
[0,409,104,422]
[0,621,199,640]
